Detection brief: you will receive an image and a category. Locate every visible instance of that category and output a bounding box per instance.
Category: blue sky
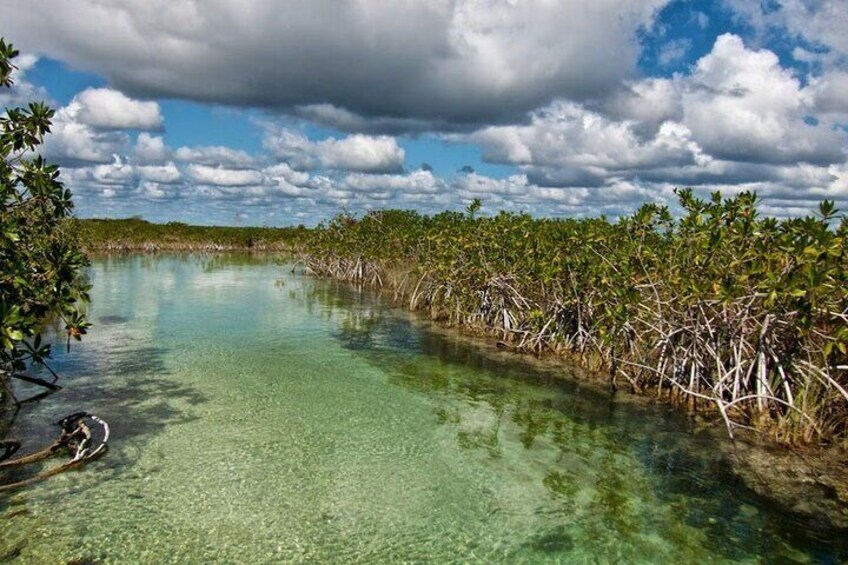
[1,0,846,225]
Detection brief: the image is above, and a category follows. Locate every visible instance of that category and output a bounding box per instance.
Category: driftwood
[0,441,60,468]
[0,412,110,493]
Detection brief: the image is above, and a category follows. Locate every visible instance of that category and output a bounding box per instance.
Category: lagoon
[1,254,844,563]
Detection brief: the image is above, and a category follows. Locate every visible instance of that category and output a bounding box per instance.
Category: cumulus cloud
[137,162,182,184]
[725,0,848,66]
[8,4,846,225]
[602,78,682,135]
[91,156,134,185]
[42,119,128,164]
[135,133,170,162]
[454,172,530,196]
[139,181,172,200]
[264,128,405,173]
[40,89,163,163]
[0,0,670,126]
[185,164,264,187]
[462,34,847,198]
[264,163,311,187]
[340,170,446,195]
[72,88,162,130]
[446,172,662,218]
[681,34,843,165]
[463,101,706,182]
[174,146,255,168]
[264,163,315,197]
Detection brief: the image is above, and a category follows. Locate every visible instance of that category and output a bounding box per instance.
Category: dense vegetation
[76,217,307,251]
[1,39,89,408]
[303,194,848,445]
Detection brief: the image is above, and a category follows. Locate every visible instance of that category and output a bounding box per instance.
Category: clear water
[1,254,844,563]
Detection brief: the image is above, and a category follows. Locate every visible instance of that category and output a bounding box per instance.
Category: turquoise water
[1,254,844,563]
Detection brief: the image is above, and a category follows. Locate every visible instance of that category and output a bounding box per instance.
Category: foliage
[1,39,90,384]
[304,193,848,444]
[76,217,308,251]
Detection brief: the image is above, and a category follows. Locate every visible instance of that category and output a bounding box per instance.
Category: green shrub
[303,193,848,444]
[1,39,89,387]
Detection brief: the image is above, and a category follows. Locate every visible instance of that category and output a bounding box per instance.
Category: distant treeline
[302,191,848,446]
[75,217,309,251]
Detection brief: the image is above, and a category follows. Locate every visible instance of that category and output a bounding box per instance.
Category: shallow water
[1,254,845,563]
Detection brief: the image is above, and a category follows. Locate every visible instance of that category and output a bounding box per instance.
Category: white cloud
[527,185,590,205]
[264,128,405,173]
[454,173,530,196]
[316,135,404,173]
[682,34,844,165]
[92,156,134,184]
[725,0,848,65]
[263,163,315,197]
[40,89,163,163]
[72,88,162,130]
[465,101,704,176]
[43,118,127,164]
[602,78,682,135]
[264,163,311,187]
[826,163,848,198]
[448,173,662,217]
[463,34,846,199]
[135,133,170,162]
[140,181,171,200]
[341,169,446,194]
[186,164,264,187]
[137,162,182,184]
[174,145,255,168]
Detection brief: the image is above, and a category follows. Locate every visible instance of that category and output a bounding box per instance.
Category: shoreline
[82,242,295,253]
[416,307,848,529]
[310,269,848,531]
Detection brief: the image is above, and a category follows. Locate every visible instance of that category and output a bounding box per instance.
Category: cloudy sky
[1,0,847,225]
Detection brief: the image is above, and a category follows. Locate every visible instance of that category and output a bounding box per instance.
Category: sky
[1,0,847,226]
